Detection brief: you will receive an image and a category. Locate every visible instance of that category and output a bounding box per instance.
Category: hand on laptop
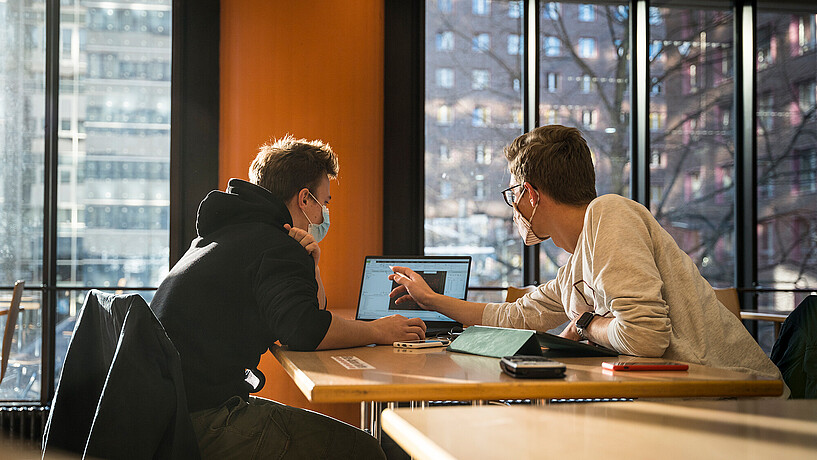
[389,266,437,310]
[372,314,427,343]
[284,223,320,265]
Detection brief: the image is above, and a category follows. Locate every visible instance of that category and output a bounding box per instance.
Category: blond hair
[249,135,339,201]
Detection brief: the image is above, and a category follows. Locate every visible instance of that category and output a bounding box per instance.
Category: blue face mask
[302,191,330,243]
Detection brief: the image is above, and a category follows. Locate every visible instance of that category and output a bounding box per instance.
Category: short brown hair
[249,135,339,202]
[504,125,596,206]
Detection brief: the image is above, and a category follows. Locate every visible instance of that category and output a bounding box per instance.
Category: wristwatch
[575,312,596,341]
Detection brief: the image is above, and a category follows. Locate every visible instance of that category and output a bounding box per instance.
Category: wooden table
[271,344,783,437]
[381,400,817,460]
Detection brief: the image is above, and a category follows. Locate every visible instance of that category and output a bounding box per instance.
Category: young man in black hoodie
[151,135,425,459]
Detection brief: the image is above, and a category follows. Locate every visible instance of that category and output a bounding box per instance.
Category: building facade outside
[0,0,171,400]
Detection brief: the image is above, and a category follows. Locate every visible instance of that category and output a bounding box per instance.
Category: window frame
[385,0,814,327]
[0,0,220,406]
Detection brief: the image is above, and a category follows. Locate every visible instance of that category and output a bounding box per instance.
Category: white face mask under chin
[512,199,549,246]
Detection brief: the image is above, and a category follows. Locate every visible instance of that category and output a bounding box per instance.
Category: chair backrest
[506,285,537,303]
[43,290,200,458]
[770,295,817,398]
[1,280,25,384]
[713,287,741,320]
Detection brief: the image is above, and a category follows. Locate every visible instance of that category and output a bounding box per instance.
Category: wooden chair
[506,285,537,303]
[1,280,25,384]
[714,287,789,339]
[713,287,741,320]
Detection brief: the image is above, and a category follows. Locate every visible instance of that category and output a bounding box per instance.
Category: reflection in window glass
[650,2,734,289]
[426,0,523,289]
[539,1,630,282]
[756,5,817,302]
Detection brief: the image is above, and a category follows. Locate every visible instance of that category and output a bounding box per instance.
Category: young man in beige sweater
[390,125,785,388]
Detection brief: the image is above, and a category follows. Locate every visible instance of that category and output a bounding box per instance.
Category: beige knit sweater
[483,194,785,388]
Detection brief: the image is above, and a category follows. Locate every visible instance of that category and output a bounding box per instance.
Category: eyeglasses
[501,184,524,207]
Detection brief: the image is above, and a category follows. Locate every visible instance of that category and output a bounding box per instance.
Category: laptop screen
[355,256,471,324]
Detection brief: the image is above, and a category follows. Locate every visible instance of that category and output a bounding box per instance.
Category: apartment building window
[512,109,523,128]
[475,144,491,164]
[472,106,491,126]
[473,0,491,16]
[686,171,703,200]
[758,92,774,132]
[437,68,454,88]
[508,1,522,18]
[796,149,817,194]
[508,34,523,55]
[650,151,663,168]
[578,38,597,58]
[757,26,774,69]
[580,74,592,93]
[543,36,561,56]
[437,105,453,125]
[544,2,561,20]
[546,72,559,92]
[650,77,663,95]
[544,108,558,125]
[475,175,486,199]
[472,69,490,90]
[440,179,453,198]
[578,5,595,22]
[649,41,663,62]
[440,144,451,160]
[473,33,491,52]
[798,80,816,113]
[799,15,816,54]
[649,112,664,130]
[581,109,596,129]
[437,31,454,51]
[688,64,698,93]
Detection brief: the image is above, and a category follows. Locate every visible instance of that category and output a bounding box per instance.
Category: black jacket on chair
[771,295,817,399]
[42,290,200,459]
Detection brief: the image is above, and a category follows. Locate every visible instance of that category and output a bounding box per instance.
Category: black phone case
[499,358,566,379]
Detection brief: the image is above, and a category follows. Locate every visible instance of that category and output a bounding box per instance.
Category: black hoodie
[151,179,332,412]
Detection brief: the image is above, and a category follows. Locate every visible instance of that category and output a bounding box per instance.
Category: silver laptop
[355,255,471,336]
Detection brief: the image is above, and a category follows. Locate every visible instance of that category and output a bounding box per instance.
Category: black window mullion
[383,0,425,256]
[630,0,650,205]
[523,0,541,286]
[734,0,758,317]
[41,0,60,405]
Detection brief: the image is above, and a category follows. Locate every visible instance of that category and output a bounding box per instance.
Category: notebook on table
[354,255,472,337]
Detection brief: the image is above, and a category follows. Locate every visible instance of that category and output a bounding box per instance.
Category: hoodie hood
[196,179,292,237]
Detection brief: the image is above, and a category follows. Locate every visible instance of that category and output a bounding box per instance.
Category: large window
[650,2,736,289]
[425,0,523,302]
[1,0,171,402]
[755,4,817,321]
[537,1,630,282]
[406,1,817,327]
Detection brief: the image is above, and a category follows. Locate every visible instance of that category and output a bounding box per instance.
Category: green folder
[446,325,541,358]
[447,325,620,358]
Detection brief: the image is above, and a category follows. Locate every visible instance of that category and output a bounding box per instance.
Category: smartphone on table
[601,361,689,371]
[500,355,566,379]
[392,339,450,348]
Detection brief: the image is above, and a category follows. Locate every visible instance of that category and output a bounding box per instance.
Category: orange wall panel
[220,0,384,426]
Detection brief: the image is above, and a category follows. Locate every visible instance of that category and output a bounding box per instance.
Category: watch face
[577,311,595,328]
